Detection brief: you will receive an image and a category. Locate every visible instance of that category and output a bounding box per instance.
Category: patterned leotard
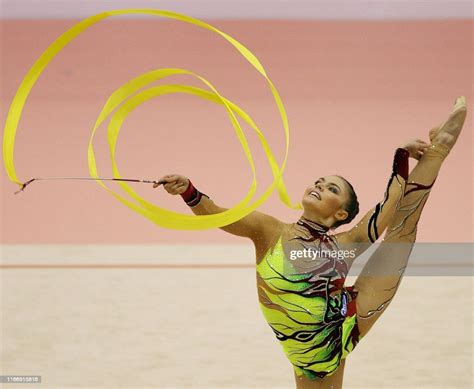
[255,148,413,379]
[256,220,360,380]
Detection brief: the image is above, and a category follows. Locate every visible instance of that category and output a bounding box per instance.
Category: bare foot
[431,96,467,149]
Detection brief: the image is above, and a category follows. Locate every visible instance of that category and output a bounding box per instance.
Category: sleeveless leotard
[256,229,361,380]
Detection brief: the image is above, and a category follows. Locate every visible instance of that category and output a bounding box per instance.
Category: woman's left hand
[400,139,430,160]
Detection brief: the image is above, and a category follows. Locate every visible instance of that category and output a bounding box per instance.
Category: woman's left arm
[335,140,428,244]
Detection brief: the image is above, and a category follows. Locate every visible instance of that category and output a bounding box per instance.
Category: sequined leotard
[256,219,360,380]
[257,220,359,379]
[255,148,412,379]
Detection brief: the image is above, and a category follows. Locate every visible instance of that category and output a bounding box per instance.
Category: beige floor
[1,269,472,388]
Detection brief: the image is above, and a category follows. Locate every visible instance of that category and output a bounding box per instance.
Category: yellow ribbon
[3,9,302,230]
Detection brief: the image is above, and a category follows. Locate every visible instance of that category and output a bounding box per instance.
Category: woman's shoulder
[254,220,291,264]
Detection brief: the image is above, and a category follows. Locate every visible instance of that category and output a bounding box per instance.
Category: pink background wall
[1,19,472,243]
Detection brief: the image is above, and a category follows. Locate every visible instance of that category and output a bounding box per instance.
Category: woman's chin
[301,197,311,208]
[301,197,321,212]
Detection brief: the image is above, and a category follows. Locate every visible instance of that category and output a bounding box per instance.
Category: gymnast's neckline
[296,216,330,234]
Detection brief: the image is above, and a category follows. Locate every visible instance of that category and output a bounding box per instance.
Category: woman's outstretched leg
[353,97,467,338]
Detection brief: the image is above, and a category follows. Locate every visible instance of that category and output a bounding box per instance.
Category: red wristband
[393,148,409,180]
[180,180,197,203]
[180,180,208,207]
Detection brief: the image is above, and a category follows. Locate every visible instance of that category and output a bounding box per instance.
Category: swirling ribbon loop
[3,9,302,230]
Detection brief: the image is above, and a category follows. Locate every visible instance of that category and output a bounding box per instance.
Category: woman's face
[301,175,350,223]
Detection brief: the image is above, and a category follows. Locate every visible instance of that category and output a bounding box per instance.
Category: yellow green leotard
[256,230,361,380]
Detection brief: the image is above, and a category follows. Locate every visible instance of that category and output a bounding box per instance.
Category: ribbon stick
[3,9,302,230]
[13,177,166,195]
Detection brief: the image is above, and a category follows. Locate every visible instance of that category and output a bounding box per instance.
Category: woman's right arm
[155,174,283,243]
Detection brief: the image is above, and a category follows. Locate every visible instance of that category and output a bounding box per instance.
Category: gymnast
[154,97,467,388]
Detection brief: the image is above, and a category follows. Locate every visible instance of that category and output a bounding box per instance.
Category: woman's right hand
[153,174,190,195]
[400,139,430,160]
